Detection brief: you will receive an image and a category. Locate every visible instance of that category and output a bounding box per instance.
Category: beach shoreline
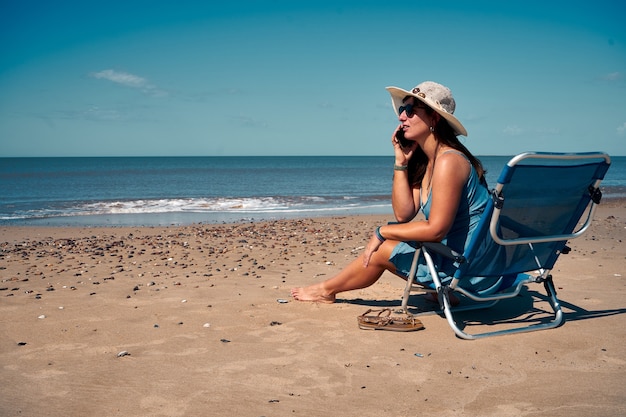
[1,203,625,416]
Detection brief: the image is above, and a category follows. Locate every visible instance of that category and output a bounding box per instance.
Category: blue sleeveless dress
[389,151,493,291]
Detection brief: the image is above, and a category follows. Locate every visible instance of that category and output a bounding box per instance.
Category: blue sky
[1,1,624,157]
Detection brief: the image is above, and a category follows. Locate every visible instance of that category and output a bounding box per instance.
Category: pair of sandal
[357,308,424,332]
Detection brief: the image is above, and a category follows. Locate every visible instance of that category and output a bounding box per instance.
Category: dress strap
[441,150,470,163]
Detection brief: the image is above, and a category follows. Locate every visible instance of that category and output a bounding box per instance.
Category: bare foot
[291,284,335,303]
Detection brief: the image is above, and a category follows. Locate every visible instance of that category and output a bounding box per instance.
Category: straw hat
[386,81,467,136]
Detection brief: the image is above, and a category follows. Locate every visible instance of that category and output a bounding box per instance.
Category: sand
[1,201,625,417]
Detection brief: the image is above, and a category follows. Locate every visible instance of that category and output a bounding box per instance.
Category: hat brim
[386,86,468,136]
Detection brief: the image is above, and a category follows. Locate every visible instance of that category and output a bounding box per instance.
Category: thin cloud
[602,72,622,81]
[535,127,561,135]
[231,115,269,129]
[503,125,562,137]
[91,69,147,87]
[503,125,523,136]
[90,69,168,97]
[617,122,626,136]
[52,106,126,122]
[83,106,124,121]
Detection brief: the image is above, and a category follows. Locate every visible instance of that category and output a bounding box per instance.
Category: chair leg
[401,247,423,312]
[402,248,565,339]
[442,275,565,340]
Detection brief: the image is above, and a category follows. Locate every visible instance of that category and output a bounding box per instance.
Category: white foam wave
[82,197,291,214]
[2,196,392,221]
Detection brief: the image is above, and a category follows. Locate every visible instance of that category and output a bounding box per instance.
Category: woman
[291,81,490,303]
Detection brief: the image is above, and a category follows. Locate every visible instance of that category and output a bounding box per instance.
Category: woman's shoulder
[440,149,470,161]
[436,150,472,179]
[437,149,471,168]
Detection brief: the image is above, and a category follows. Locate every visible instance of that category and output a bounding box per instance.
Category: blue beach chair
[401,152,611,339]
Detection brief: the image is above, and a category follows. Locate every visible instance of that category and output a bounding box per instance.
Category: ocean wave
[0,196,390,221]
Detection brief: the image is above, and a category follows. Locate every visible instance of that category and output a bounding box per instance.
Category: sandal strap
[359,308,391,318]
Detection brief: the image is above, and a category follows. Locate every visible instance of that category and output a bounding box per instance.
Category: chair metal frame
[400,152,611,339]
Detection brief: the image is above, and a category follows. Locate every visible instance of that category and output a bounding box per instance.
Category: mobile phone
[395,128,412,149]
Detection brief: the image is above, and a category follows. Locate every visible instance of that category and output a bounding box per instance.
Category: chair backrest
[458,152,611,280]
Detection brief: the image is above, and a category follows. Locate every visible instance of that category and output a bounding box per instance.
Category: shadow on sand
[339,287,626,334]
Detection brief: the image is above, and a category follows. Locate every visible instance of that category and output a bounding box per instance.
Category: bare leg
[291,241,397,303]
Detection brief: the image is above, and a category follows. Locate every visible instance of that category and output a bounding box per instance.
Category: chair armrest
[422,242,466,264]
[387,221,466,264]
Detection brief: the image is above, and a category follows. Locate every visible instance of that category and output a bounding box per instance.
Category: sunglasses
[398,102,427,117]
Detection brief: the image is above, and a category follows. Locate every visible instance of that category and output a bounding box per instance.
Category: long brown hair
[407,106,487,188]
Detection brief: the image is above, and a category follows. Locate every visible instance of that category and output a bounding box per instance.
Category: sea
[1,155,624,227]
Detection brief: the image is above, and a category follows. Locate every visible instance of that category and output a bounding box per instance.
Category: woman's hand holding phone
[392,125,416,165]
[395,128,412,149]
